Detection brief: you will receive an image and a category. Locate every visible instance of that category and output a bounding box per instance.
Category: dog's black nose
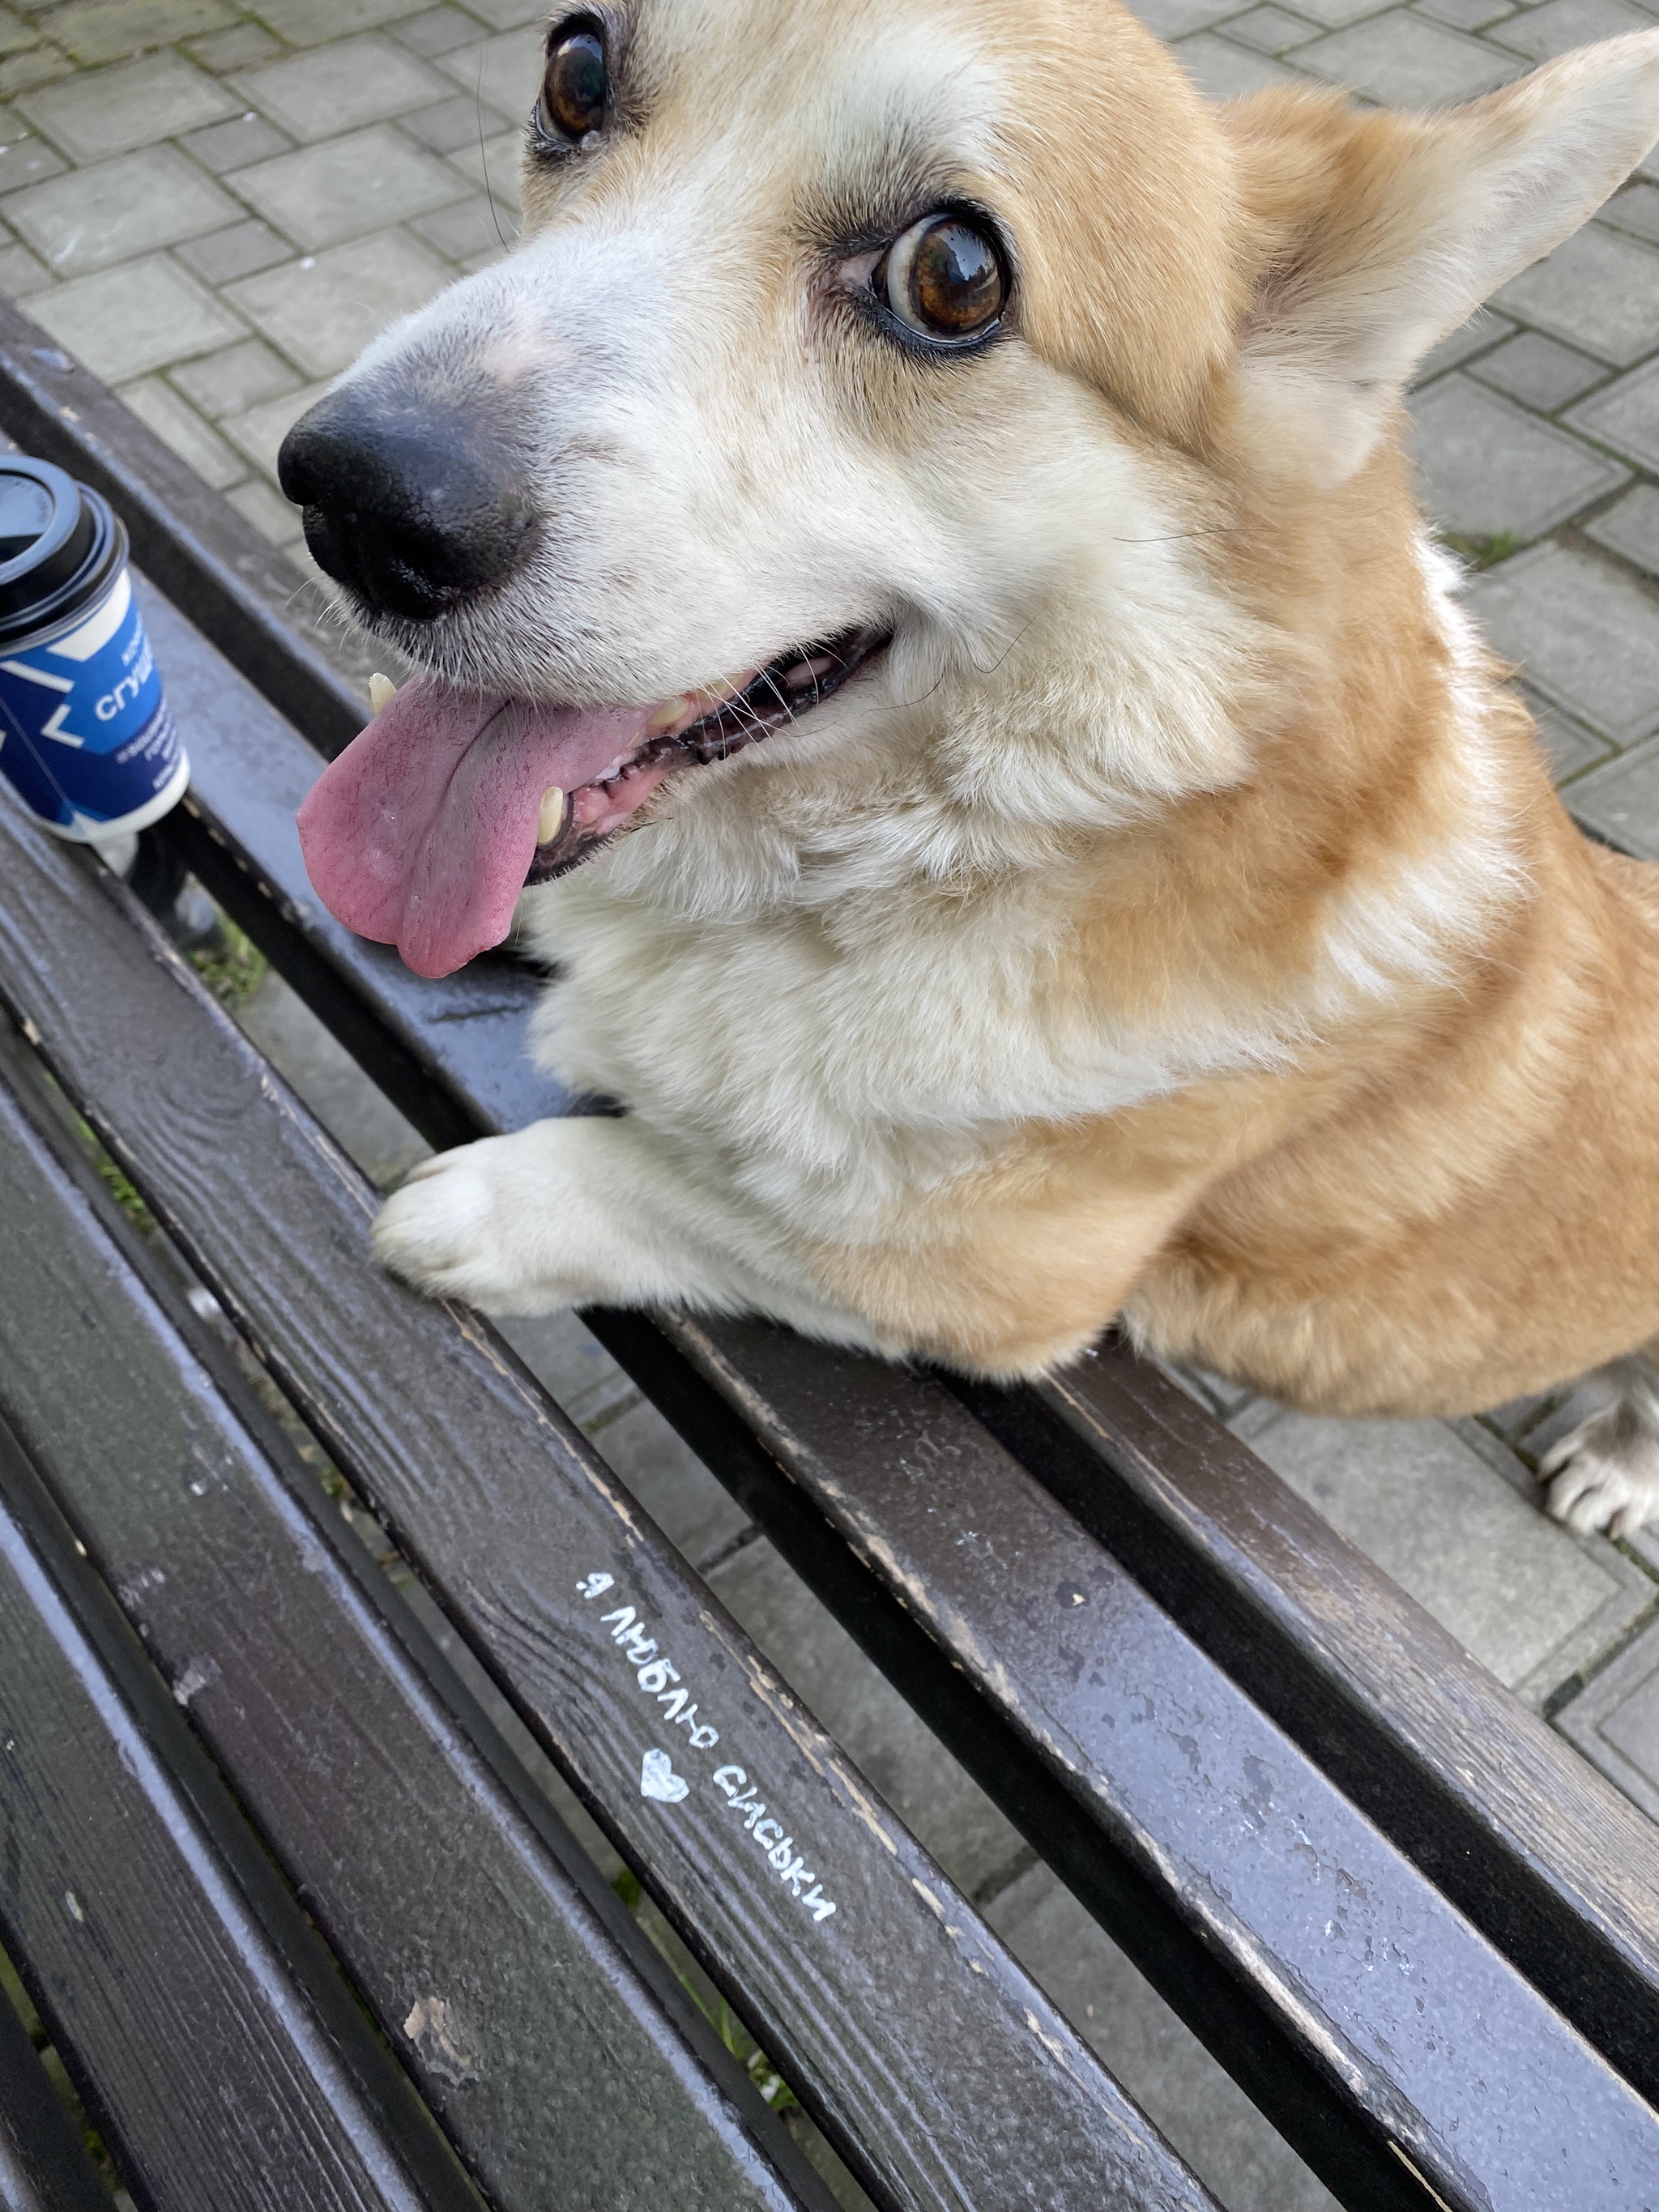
[277,387,537,622]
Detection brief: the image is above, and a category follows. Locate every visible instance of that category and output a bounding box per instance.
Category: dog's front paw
[373,1137,565,1312]
[1540,1406,1659,1540]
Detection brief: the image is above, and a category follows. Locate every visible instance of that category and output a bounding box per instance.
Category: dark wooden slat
[0,294,365,760]
[0,1969,109,2212]
[0,1049,835,2212]
[0,821,1220,2212]
[0,1413,488,2212]
[126,529,1659,2135]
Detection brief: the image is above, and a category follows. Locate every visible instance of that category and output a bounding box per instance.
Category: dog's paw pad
[1540,1409,1659,1540]
[373,1149,501,1302]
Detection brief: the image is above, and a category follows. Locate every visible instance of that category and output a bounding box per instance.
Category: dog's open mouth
[296,627,886,978]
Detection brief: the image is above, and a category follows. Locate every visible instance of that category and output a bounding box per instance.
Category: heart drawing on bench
[640,1748,690,1803]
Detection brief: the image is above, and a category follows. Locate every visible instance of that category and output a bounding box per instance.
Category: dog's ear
[1227,32,1659,484]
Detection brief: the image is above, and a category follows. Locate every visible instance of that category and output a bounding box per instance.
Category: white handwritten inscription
[578,1569,838,1926]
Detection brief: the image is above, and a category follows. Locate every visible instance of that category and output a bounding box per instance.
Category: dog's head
[285,2,1659,976]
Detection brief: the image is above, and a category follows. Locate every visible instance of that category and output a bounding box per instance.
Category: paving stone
[17,48,237,160]
[1597,180,1659,249]
[219,371,331,476]
[229,34,450,142]
[1567,355,1659,473]
[1496,224,1659,366]
[1555,1616,1659,1821]
[1523,685,1612,784]
[445,127,522,209]
[178,110,292,173]
[6,142,239,274]
[44,0,235,69]
[24,245,245,378]
[1466,330,1610,411]
[1469,543,1659,745]
[461,0,549,25]
[1241,1408,1653,1703]
[1173,31,1303,94]
[1239,0,1387,25]
[227,122,468,249]
[493,1309,638,1431]
[0,48,71,98]
[1128,0,1243,32]
[393,6,492,58]
[1413,0,1514,28]
[1295,12,1520,102]
[580,1394,753,1570]
[0,101,32,148]
[117,371,245,487]
[409,188,513,259]
[1585,483,1659,580]
[1218,3,1323,47]
[399,87,510,152]
[0,136,63,191]
[168,330,299,416]
[250,0,431,45]
[1410,307,1513,386]
[174,215,291,283]
[183,22,282,73]
[438,26,545,123]
[225,226,449,375]
[0,237,48,292]
[1409,373,1627,541]
[238,966,429,1184]
[1566,731,1659,859]
[225,471,304,544]
[985,1867,1341,2212]
[0,10,36,62]
[708,1537,1029,1900]
[1489,0,1654,55]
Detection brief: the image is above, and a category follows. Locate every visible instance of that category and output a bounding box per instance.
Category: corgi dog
[280,3,1659,1537]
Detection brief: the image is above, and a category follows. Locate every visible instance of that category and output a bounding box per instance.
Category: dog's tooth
[537,786,566,847]
[646,693,693,735]
[369,672,399,716]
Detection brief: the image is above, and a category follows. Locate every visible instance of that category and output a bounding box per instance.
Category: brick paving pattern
[4,4,1659,2203]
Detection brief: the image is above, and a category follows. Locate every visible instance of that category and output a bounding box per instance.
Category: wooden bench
[0,293,1657,2212]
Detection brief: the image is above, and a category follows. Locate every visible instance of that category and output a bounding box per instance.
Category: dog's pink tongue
[297,675,653,977]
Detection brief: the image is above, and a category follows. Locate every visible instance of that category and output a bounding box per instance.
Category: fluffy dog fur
[325,3,1659,1534]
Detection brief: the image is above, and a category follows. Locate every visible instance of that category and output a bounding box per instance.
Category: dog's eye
[539,21,608,143]
[876,215,1005,343]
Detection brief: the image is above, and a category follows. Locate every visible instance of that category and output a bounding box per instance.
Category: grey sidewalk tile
[394,6,493,58]
[0,139,65,192]
[17,48,237,160]
[229,34,451,142]
[1488,0,1653,57]
[179,111,292,173]
[1585,484,1659,580]
[1524,686,1612,785]
[1567,356,1659,474]
[237,967,429,1186]
[400,89,511,153]
[1128,0,1247,32]
[169,331,300,416]
[709,1537,1029,1900]
[1219,4,1324,49]
[462,0,552,24]
[175,215,292,283]
[25,247,245,379]
[250,0,432,44]
[1555,1618,1659,1821]
[220,373,333,477]
[1496,225,1659,367]
[184,23,283,73]
[1252,0,1389,25]
[1567,731,1659,860]
[46,0,237,69]
[1413,0,1514,29]
[438,26,546,121]
[1410,308,1514,386]
[1294,12,1520,102]
[0,52,73,102]
[6,143,240,275]
[1466,330,1610,412]
[0,238,49,293]
[410,190,513,260]
[1467,542,1659,746]
[578,1394,752,1571]
[1597,181,1659,248]
[224,225,451,376]
[445,128,522,208]
[986,1867,1341,2212]
[226,472,304,544]
[1239,1407,1653,1705]
[117,372,245,489]
[1174,31,1303,94]
[493,1309,639,1431]
[226,122,469,249]
[1409,373,1627,542]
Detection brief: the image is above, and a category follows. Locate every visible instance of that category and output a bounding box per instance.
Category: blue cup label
[0,566,184,837]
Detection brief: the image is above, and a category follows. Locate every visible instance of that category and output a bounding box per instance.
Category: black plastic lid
[0,457,125,646]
